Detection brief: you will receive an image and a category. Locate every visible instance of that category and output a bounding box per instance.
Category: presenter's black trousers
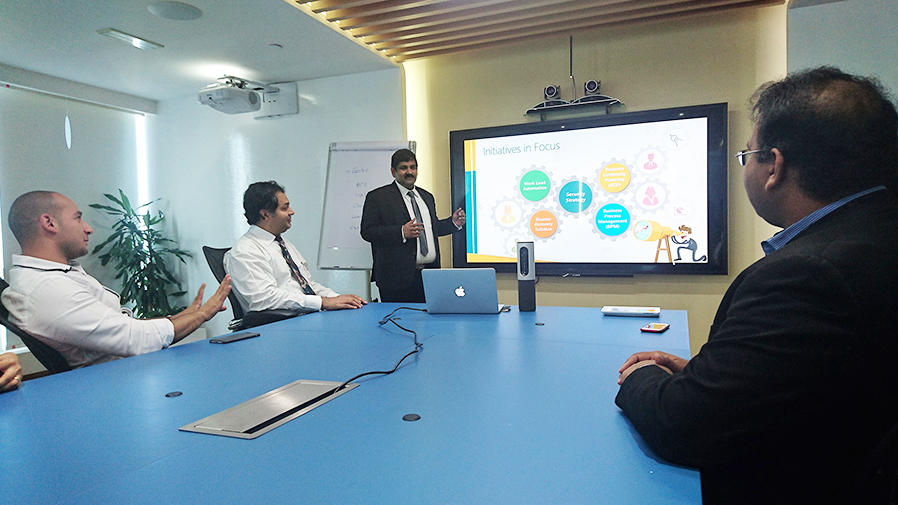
[378,268,425,303]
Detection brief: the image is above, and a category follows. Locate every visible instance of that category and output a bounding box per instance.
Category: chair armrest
[240,309,303,330]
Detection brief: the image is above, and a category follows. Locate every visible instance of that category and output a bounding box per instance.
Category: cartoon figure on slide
[671,225,706,262]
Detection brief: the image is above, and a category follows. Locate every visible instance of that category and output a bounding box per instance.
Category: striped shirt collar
[761,186,885,255]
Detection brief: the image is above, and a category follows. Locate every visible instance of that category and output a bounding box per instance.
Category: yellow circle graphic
[599,163,631,193]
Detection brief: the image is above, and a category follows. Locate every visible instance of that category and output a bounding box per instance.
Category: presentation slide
[463,117,710,265]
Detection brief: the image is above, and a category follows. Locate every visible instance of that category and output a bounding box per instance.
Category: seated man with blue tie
[224,181,366,313]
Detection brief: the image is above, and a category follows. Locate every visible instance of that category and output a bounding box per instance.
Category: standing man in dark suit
[615,67,898,505]
[361,149,465,302]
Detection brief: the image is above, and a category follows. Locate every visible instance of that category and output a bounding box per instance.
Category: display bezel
[448,102,728,276]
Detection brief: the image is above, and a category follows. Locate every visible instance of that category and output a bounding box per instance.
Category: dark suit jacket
[360,182,458,296]
[615,190,898,505]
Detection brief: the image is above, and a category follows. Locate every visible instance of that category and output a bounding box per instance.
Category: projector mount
[218,75,279,94]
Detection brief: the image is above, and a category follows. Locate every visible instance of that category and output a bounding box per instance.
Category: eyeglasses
[734,149,766,167]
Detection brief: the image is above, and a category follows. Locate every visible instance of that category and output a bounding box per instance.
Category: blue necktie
[275,235,315,295]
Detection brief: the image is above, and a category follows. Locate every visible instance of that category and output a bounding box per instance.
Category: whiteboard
[318,141,415,270]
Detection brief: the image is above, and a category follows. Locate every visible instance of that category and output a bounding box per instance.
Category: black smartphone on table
[209,331,260,344]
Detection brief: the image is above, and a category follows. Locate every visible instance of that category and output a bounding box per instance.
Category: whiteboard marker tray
[180,379,358,439]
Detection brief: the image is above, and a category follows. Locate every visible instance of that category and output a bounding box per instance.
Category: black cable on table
[330,307,427,395]
[378,306,427,325]
[382,317,421,349]
[332,348,419,394]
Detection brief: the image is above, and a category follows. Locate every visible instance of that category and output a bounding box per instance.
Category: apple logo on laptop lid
[455,285,466,297]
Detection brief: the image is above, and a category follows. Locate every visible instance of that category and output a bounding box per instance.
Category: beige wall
[403,5,787,354]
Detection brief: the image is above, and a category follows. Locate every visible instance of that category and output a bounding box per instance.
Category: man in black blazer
[360,149,465,302]
[615,67,898,505]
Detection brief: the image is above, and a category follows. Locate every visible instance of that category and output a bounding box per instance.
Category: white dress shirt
[396,181,437,265]
[1,255,174,368]
[223,225,339,313]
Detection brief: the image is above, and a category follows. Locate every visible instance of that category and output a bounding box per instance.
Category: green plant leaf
[136,198,159,211]
[118,189,132,211]
[90,189,191,318]
[104,192,122,205]
[88,203,122,213]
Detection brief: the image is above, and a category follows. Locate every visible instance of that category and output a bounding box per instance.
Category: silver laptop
[422,268,505,314]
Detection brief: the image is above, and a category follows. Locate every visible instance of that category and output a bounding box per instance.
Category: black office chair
[202,246,245,324]
[201,246,300,331]
[0,277,72,374]
[862,420,898,504]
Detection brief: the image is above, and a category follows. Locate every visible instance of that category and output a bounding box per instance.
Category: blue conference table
[1,304,699,504]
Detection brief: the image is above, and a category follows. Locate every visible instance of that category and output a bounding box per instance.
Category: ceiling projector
[198,83,260,114]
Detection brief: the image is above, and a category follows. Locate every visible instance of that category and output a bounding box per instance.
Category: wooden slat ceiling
[298,0,784,62]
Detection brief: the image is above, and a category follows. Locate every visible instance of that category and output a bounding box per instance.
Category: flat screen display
[449,103,728,276]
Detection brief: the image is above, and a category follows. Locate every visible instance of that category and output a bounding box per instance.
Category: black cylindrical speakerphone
[517,241,535,312]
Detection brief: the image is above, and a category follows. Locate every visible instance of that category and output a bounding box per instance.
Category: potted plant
[89,189,192,318]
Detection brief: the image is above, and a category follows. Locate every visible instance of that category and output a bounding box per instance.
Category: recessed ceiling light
[147,1,202,21]
[96,28,164,50]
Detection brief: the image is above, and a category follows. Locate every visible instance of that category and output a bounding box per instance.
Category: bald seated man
[1,191,231,368]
